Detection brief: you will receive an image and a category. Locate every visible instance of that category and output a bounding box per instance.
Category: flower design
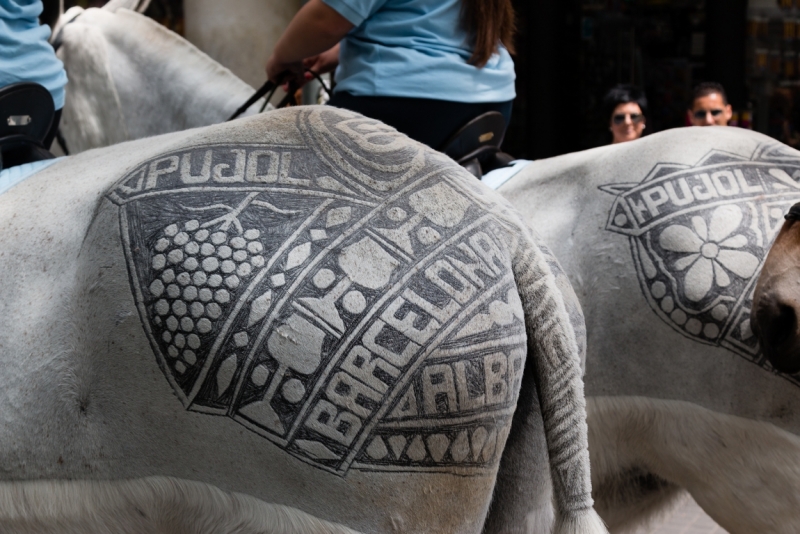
[659,205,760,302]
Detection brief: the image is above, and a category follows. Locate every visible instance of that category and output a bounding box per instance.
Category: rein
[227,69,330,122]
[227,80,278,122]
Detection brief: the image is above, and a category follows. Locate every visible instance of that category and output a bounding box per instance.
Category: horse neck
[104,10,257,141]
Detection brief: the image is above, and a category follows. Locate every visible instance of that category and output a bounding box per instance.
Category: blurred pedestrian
[688,82,732,126]
[604,85,647,144]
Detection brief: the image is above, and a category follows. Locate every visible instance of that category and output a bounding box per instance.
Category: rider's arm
[266,0,353,83]
[304,43,341,76]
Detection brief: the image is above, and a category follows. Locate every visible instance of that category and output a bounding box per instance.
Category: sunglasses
[693,109,725,120]
[612,113,644,125]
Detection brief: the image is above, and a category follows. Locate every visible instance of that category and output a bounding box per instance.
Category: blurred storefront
[748,0,800,149]
[577,0,752,147]
[506,0,750,159]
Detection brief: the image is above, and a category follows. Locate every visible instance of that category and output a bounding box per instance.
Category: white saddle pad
[480,159,532,190]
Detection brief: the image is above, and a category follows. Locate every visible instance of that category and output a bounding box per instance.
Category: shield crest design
[106,109,529,476]
[602,144,800,386]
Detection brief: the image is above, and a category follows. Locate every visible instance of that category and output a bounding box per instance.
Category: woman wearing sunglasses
[264,0,516,150]
[603,84,647,145]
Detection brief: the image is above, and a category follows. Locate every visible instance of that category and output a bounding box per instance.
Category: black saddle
[0,82,56,171]
[439,111,514,179]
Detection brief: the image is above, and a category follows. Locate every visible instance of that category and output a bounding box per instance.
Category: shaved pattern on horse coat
[0,107,605,533]
[498,127,800,533]
[50,9,800,531]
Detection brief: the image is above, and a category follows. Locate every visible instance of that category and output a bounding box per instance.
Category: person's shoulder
[322,0,391,27]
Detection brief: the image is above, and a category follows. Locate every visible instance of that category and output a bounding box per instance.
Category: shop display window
[747,0,800,148]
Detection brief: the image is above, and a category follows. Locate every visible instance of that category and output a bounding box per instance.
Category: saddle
[0,82,56,171]
[439,111,514,179]
[231,82,515,179]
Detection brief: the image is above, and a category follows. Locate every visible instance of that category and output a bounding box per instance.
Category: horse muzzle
[751,285,800,374]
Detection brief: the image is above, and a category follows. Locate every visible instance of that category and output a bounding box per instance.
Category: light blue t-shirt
[0,0,67,109]
[0,157,61,195]
[322,0,515,103]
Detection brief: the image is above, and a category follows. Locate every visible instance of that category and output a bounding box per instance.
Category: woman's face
[610,102,645,144]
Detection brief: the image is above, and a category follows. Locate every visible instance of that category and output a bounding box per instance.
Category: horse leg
[589,395,800,534]
[588,397,682,533]
[0,476,360,534]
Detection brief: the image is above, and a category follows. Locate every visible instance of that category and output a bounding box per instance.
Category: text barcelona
[109,144,526,475]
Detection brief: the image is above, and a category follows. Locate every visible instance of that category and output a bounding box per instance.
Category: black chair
[0,82,56,171]
[439,111,514,179]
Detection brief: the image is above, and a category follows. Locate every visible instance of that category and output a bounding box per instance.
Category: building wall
[184,0,302,88]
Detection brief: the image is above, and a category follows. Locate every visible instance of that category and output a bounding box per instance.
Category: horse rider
[265,0,516,152]
[0,0,67,169]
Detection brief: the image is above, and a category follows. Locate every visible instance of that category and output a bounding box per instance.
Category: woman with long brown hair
[265,0,516,150]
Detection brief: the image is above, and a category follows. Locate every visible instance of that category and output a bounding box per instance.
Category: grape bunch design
[146,219,266,375]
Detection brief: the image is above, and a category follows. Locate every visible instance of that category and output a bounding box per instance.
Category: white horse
[0,104,606,533]
[53,7,800,533]
[500,129,800,533]
[52,3,262,154]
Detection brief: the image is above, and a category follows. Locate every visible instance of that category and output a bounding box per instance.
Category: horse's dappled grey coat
[0,107,605,533]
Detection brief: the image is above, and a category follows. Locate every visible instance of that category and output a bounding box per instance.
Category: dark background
[505,0,749,159]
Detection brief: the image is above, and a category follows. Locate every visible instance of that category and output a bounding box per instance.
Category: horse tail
[513,238,607,534]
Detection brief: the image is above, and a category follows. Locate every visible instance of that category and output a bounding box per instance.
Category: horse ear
[102,0,148,12]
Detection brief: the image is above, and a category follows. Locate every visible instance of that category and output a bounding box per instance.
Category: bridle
[227,69,332,122]
[227,80,293,122]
